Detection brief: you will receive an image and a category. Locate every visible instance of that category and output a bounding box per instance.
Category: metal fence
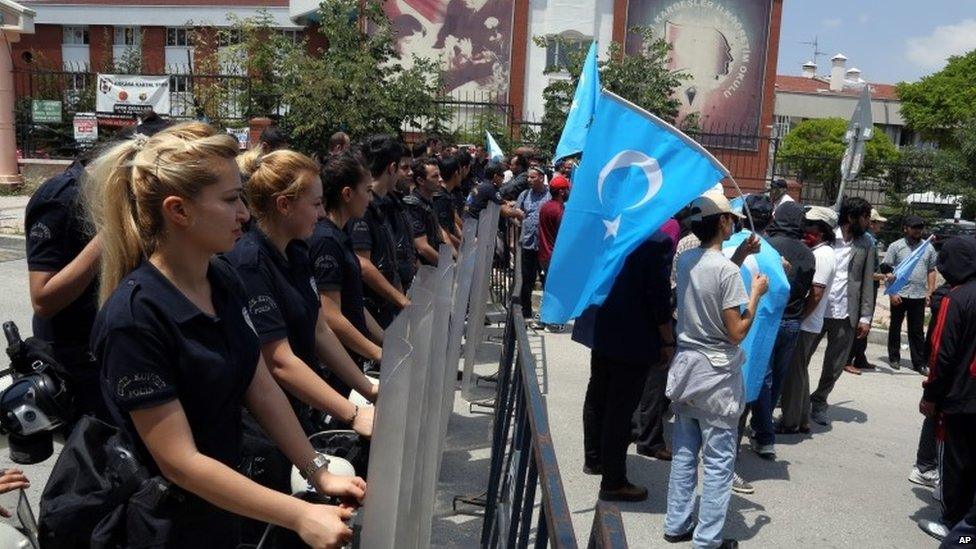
[13,67,277,158]
[427,90,544,153]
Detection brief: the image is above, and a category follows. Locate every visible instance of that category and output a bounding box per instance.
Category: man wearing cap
[808,197,876,426]
[768,179,794,209]
[536,175,570,332]
[779,206,839,433]
[881,215,938,374]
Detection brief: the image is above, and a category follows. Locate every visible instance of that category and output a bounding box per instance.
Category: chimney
[802,61,817,78]
[830,53,847,92]
[846,67,862,83]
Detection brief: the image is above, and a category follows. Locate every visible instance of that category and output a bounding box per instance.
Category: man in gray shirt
[882,215,937,373]
[515,167,550,319]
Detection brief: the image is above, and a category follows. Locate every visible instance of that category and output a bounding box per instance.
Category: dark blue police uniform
[464,180,504,220]
[25,161,108,420]
[310,218,370,349]
[91,257,260,548]
[225,228,329,429]
[384,191,418,290]
[431,188,457,235]
[346,193,401,327]
[402,189,444,265]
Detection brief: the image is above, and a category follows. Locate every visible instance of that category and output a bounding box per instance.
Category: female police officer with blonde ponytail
[89,123,365,548]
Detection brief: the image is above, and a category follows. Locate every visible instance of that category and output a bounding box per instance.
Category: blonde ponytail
[86,122,240,304]
[239,147,319,223]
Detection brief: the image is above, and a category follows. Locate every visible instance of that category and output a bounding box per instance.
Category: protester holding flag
[664,192,767,549]
[881,215,937,374]
[809,197,876,427]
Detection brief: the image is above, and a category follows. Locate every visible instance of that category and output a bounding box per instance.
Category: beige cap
[870,208,888,222]
[805,205,839,229]
[688,192,744,222]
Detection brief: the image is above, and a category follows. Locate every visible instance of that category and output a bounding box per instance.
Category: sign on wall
[626,0,773,137]
[96,74,171,116]
[31,100,62,123]
[381,0,515,96]
[73,113,98,144]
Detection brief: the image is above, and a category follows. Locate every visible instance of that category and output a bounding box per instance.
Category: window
[218,28,242,48]
[63,26,89,45]
[166,27,193,47]
[170,75,191,93]
[114,26,140,46]
[545,32,591,71]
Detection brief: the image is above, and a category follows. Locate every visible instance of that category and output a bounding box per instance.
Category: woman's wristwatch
[302,452,331,480]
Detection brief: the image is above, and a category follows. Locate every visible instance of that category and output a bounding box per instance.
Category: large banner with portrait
[626,0,773,137]
[383,0,515,96]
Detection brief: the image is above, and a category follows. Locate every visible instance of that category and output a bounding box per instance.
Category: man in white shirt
[769,179,794,209]
[779,206,837,433]
[809,197,876,426]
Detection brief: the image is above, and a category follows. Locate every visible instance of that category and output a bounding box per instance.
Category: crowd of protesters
[13,111,976,549]
[572,179,976,549]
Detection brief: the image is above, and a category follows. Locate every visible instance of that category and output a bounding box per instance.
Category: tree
[897,49,976,144]
[534,27,688,155]
[277,0,448,153]
[778,117,900,201]
[923,117,976,217]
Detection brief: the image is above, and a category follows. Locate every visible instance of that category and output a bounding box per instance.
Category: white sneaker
[908,467,939,488]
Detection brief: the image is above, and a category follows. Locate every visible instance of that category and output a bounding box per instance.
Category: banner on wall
[381,0,515,96]
[625,0,773,140]
[96,74,171,116]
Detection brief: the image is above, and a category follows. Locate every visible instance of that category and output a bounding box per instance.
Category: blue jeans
[750,319,802,446]
[665,414,737,549]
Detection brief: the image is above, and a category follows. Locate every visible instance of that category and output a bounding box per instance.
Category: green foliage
[897,49,976,144]
[534,27,687,156]
[277,0,448,154]
[920,118,976,218]
[779,117,900,200]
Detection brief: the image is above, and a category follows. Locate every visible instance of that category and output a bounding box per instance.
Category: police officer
[386,152,419,290]
[403,157,447,265]
[464,160,523,221]
[311,152,384,369]
[434,154,463,249]
[347,135,410,328]
[228,148,377,434]
[89,124,364,548]
[25,153,108,422]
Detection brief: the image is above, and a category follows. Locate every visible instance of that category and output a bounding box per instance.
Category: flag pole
[726,176,757,234]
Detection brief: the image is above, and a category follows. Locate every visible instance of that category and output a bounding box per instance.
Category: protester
[778,206,838,434]
[768,178,793,209]
[259,125,290,152]
[576,229,675,502]
[846,207,886,372]
[882,215,937,375]
[809,197,875,426]
[229,147,377,435]
[433,154,464,249]
[349,135,410,327]
[515,167,550,320]
[747,202,815,460]
[88,124,364,547]
[25,152,109,422]
[500,153,531,199]
[311,152,385,372]
[664,192,766,549]
[403,157,452,265]
[916,237,976,541]
[535,175,570,332]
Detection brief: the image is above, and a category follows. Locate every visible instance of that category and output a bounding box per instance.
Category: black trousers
[916,415,938,473]
[631,362,669,453]
[520,248,540,318]
[583,352,649,490]
[942,414,976,527]
[888,297,927,370]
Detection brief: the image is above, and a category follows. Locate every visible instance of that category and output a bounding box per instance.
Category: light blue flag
[554,41,600,162]
[540,91,728,324]
[722,230,790,402]
[885,236,934,296]
[486,130,505,161]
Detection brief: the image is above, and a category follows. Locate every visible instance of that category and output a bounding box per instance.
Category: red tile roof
[775,75,899,101]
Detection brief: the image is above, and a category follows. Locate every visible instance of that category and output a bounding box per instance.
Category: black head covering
[766,201,806,239]
[938,237,976,286]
